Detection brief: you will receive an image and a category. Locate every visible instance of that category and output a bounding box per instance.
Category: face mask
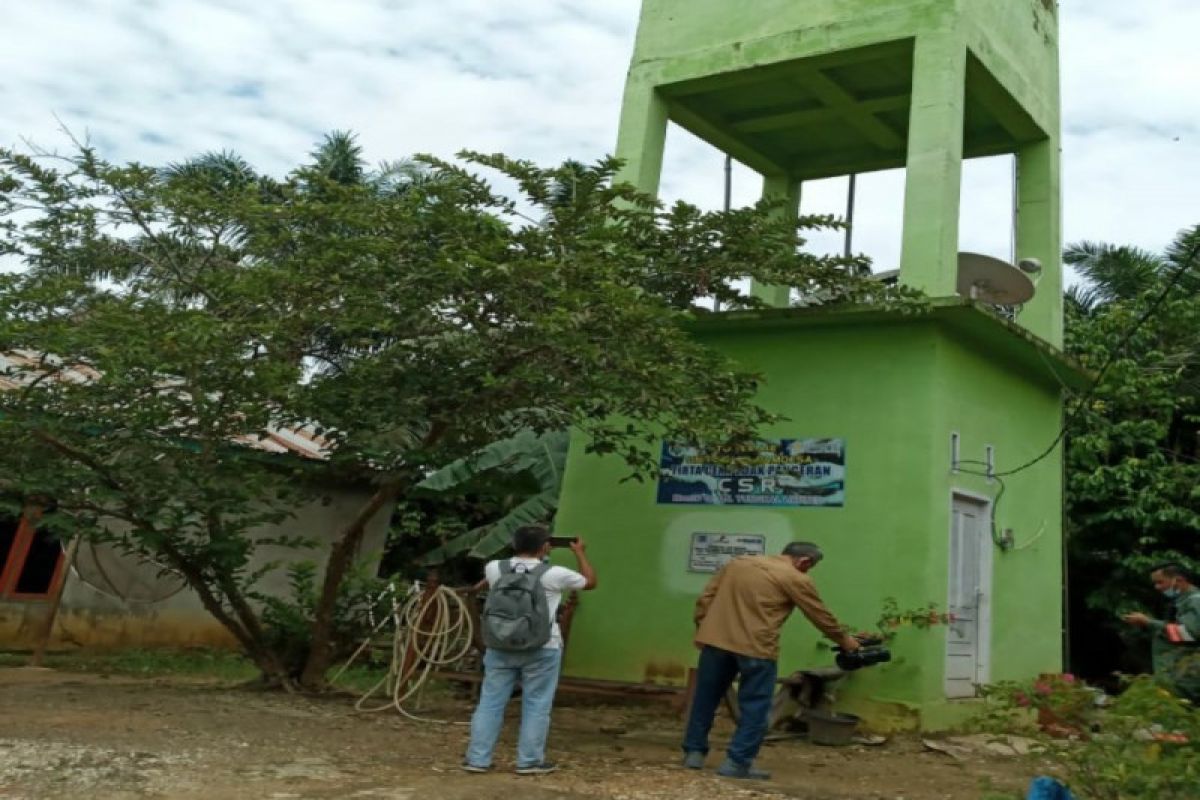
[1164,585,1181,600]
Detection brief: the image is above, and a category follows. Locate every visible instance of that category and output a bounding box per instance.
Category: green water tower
[614,0,1062,343]
[552,0,1078,730]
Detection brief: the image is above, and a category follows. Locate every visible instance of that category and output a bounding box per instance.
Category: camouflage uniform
[1148,587,1200,705]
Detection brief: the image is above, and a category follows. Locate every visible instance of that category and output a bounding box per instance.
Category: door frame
[945,489,995,696]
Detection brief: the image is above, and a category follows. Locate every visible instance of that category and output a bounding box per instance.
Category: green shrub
[255,561,396,678]
[976,675,1199,799]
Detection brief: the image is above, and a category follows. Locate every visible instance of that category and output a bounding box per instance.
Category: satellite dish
[956,253,1036,305]
[71,541,187,604]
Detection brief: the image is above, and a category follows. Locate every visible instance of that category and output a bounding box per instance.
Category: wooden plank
[29,536,81,667]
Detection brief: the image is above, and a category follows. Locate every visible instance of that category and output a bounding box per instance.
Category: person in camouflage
[1121,563,1200,705]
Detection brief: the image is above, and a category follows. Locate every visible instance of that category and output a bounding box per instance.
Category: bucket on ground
[805,710,860,746]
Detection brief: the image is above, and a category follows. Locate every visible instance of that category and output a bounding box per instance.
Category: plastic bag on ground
[1027,776,1076,800]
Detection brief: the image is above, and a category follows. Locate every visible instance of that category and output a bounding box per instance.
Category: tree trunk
[298,481,402,690]
[188,571,292,687]
[31,436,299,688]
[202,514,296,688]
[159,544,295,690]
[216,575,296,690]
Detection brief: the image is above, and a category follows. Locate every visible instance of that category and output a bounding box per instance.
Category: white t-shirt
[484,557,587,649]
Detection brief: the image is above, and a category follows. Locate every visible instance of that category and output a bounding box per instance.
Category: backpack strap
[507,559,552,578]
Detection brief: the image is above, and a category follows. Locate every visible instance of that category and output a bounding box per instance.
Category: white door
[945,493,992,698]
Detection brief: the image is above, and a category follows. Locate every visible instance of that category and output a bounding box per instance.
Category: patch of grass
[1,648,428,699]
[0,648,257,681]
[329,663,392,696]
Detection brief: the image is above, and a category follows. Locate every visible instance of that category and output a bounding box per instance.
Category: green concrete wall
[553,311,1064,729]
[934,331,1066,685]
[633,0,945,70]
[629,0,1056,132]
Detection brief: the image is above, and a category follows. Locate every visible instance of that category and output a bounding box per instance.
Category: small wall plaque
[688,532,766,573]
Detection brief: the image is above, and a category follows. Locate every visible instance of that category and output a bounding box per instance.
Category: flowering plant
[981,673,1096,736]
[873,597,957,643]
[975,676,1198,799]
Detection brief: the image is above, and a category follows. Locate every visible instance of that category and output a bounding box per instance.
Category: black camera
[833,634,891,672]
[835,646,892,671]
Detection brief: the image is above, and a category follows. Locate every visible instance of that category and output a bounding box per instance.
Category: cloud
[1,0,1196,279]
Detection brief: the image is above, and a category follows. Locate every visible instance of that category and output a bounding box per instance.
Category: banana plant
[417,429,569,563]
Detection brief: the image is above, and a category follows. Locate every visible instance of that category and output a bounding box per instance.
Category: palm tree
[1065,228,1200,315]
[1065,226,1200,405]
[307,130,435,196]
[308,130,366,186]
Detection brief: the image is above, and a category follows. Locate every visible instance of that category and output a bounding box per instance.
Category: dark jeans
[682,645,778,766]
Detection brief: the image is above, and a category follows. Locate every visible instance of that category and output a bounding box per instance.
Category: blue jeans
[682,645,778,766]
[465,647,563,768]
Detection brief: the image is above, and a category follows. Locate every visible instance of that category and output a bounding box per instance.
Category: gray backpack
[482,560,553,651]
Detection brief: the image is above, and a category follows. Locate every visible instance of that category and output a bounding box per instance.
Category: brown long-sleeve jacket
[694,555,845,661]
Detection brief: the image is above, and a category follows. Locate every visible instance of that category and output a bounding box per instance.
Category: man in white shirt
[463,525,597,775]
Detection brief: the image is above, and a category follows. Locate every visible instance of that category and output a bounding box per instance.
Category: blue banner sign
[657,438,845,507]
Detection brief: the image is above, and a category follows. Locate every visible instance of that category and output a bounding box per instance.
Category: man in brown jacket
[682,541,860,780]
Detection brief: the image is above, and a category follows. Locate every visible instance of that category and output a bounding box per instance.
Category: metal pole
[714,155,733,313]
[1011,155,1019,263]
[843,173,857,259]
[723,155,732,213]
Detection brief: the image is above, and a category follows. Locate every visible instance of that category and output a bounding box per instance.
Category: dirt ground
[0,667,1036,800]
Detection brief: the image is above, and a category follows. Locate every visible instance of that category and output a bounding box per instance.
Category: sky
[2,0,1198,275]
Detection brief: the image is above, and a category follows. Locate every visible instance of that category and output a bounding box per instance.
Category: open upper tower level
[615,0,1063,344]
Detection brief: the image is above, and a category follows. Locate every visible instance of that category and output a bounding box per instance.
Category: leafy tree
[1064,226,1200,676]
[0,134,919,689]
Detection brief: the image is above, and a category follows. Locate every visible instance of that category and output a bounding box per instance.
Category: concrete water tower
[553,0,1081,728]
[614,0,1062,341]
